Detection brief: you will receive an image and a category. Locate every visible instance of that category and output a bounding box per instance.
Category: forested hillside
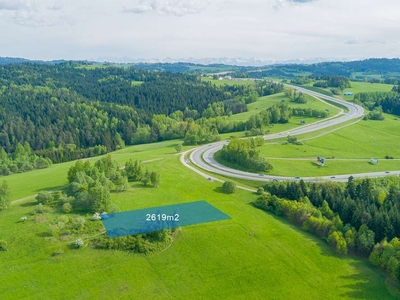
[0,63,280,168]
[243,58,400,79]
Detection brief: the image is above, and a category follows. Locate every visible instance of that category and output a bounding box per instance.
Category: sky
[1,0,400,62]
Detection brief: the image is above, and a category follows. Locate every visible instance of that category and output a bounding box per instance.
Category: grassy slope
[5,140,190,201]
[201,77,254,87]
[342,81,394,101]
[300,81,393,101]
[218,92,341,140]
[229,93,340,122]
[1,155,399,299]
[258,115,400,176]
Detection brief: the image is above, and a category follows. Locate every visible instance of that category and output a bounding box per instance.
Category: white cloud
[123,0,210,16]
[12,11,75,27]
[47,1,64,11]
[0,0,75,27]
[0,0,400,61]
[0,0,38,11]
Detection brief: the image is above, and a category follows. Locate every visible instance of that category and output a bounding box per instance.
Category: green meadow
[342,81,394,100]
[264,159,400,177]
[201,77,254,87]
[6,140,192,201]
[257,114,400,176]
[261,115,400,159]
[299,81,393,102]
[1,154,399,299]
[229,93,341,122]
[218,91,342,140]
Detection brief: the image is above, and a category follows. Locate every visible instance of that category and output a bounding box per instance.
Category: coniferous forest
[0,62,283,170]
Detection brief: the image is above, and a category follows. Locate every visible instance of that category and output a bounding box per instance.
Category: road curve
[184,85,398,182]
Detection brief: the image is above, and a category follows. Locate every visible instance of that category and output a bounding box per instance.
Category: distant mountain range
[0,56,351,67]
[1,56,400,79]
[89,56,339,67]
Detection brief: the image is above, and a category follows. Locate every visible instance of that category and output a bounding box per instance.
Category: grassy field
[256,114,400,176]
[5,140,191,201]
[300,81,393,102]
[229,93,341,122]
[218,92,342,140]
[342,81,394,100]
[1,153,399,299]
[261,115,400,159]
[264,159,400,177]
[201,77,255,87]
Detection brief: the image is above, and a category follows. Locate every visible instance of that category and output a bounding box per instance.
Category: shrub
[175,144,182,153]
[75,217,86,231]
[49,222,65,237]
[222,181,236,194]
[287,136,298,144]
[62,203,72,213]
[36,191,53,205]
[74,238,84,248]
[35,203,51,214]
[257,187,264,195]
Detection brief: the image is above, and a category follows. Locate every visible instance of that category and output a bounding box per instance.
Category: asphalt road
[186,85,400,182]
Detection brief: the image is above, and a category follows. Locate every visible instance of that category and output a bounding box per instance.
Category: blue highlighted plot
[102,200,231,238]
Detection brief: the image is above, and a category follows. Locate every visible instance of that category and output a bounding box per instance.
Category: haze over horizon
[1,0,400,62]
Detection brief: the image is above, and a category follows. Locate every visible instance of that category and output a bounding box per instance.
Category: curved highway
[184,85,399,182]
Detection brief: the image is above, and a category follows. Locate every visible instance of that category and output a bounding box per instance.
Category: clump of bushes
[34,203,52,214]
[287,136,303,145]
[93,229,175,254]
[222,181,236,194]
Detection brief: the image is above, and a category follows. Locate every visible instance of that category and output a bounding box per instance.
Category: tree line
[354,87,400,117]
[312,75,351,90]
[0,142,52,176]
[256,176,400,282]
